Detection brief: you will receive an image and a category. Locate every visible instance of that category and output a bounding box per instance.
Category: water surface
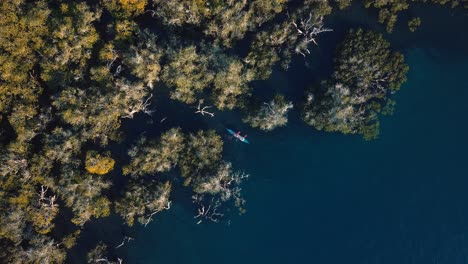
[76,4,468,264]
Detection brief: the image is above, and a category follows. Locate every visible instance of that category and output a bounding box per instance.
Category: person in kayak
[226,128,250,144]
[235,131,247,138]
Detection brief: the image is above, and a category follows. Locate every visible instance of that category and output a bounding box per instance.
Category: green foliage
[0,1,49,112]
[180,130,223,184]
[123,128,185,177]
[333,29,408,91]
[193,162,248,211]
[244,0,332,73]
[0,204,26,244]
[85,151,115,175]
[101,0,147,18]
[408,17,422,32]
[162,46,214,104]
[243,94,293,131]
[0,0,433,260]
[28,187,59,235]
[335,0,353,10]
[87,242,122,264]
[162,43,252,109]
[213,60,250,109]
[57,170,111,226]
[125,30,162,88]
[42,127,83,164]
[115,181,172,226]
[62,230,81,249]
[364,0,467,32]
[53,80,151,145]
[151,0,287,47]
[17,235,66,264]
[302,29,409,140]
[40,2,101,87]
[150,0,211,26]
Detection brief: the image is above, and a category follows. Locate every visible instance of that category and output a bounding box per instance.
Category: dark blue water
[74,4,468,264]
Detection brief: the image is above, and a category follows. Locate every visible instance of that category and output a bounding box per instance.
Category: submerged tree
[363,0,467,32]
[150,0,288,47]
[177,130,249,223]
[179,130,223,184]
[115,181,172,226]
[57,168,111,226]
[408,17,421,32]
[53,80,152,145]
[192,162,249,223]
[302,29,408,140]
[17,235,66,264]
[244,0,333,75]
[244,94,293,131]
[123,128,185,178]
[87,242,122,264]
[196,162,248,207]
[0,0,429,260]
[213,60,251,110]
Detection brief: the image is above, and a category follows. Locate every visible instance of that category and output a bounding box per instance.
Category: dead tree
[192,195,224,224]
[38,185,58,209]
[123,94,154,119]
[143,200,172,227]
[195,100,215,117]
[115,236,134,249]
[291,12,333,57]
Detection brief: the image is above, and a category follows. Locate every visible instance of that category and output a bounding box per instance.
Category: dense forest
[0,0,467,263]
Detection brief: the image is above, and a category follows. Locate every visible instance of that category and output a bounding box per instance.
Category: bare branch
[291,11,333,56]
[123,94,154,119]
[143,200,171,227]
[38,185,58,208]
[195,101,215,117]
[106,49,119,69]
[263,102,275,114]
[192,195,224,224]
[145,10,157,17]
[115,236,134,249]
[114,65,123,76]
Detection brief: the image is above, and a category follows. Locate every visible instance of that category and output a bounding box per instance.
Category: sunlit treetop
[85,151,115,175]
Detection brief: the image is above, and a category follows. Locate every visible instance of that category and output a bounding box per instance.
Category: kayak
[226,128,250,144]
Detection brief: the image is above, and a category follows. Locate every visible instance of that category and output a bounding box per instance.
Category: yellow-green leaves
[101,0,147,18]
[163,46,214,104]
[85,151,115,175]
[302,29,408,140]
[115,181,172,226]
[124,128,185,177]
[41,2,100,86]
[213,61,249,110]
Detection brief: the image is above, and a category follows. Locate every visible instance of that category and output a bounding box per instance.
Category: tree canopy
[244,94,293,131]
[302,29,408,139]
[0,0,454,262]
